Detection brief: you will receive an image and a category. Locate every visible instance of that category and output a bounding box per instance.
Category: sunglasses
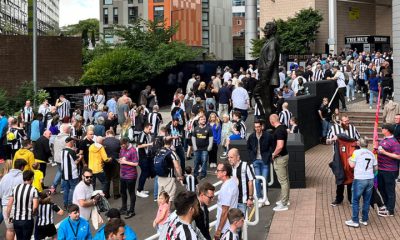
[84,176,93,179]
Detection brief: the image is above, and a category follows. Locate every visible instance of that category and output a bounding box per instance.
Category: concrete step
[352,120,383,126]
[356,125,382,132]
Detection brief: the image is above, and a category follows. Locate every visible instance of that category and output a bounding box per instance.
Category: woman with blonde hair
[195,81,207,101]
[95,88,105,110]
[121,118,134,143]
[208,112,221,168]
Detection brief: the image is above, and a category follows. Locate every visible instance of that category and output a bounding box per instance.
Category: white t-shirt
[216,178,239,233]
[231,87,249,110]
[72,181,94,220]
[350,148,377,180]
[335,71,347,88]
[223,72,232,82]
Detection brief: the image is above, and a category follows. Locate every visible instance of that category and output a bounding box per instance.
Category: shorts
[2,206,13,229]
[36,224,57,239]
[158,177,177,202]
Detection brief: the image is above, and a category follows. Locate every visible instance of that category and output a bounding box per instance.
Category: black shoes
[125,211,136,219]
[331,200,342,207]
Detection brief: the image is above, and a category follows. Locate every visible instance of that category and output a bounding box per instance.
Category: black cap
[65,137,75,143]
[105,208,121,218]
[382,124,395,133]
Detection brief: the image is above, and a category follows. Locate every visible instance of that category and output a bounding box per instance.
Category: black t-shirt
[79,138,94,164]
[272,125,288,156]
[192,125,213,151]
[319,104,331,119]
[103,137,121,161]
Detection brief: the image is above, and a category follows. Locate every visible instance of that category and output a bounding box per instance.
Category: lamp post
[33,0,37,108]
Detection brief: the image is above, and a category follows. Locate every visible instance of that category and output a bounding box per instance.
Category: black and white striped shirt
[138,131,152,156]
[22,107,33,122]
[148,112,163,135]
[83,95,94,111]
[221,230,239,240]
[8,127,25,150]
[57,100,70,119]
[61,148,79,180]
[373,57,384,68]
[279,109,292,128]
[313,69,324,81]
[168,124,183,147]
[183,175,198,192]
[12,183,38,221]
[234,120,246,139]
[232,161,255,204]
[358,63,367,80]
[166,150,180,178]
[37,203,60,226]
[162,214,197,240]
[327,124,360,140]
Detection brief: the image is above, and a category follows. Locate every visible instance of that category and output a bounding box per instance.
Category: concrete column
[328,0,337,55]
[245,0,257,60]
[393,0,400,97]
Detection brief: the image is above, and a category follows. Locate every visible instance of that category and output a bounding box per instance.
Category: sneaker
[362,94,366,97]
[273,205,288,211]
[330,200,342,207]
[220,152,227,159]
[352,97,356,101]
[51,163,57,167]
[345,220,359,228]
[154,199,158,202]
[347,98,350,102]
[378,210,394,217]
[142,190,150,194]
[369,106,372,109]
[264,199,271,206]
[258,202,264,208]
[276,200,290,206]
[359,220,368,226]
[125,211,136,219]
[136,191,149,198]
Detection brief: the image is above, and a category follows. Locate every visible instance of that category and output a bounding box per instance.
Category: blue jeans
[377,170,398,214]
[346,79,355,99]
[175,145,186,171]
[52,163,63,189]
[369,90,378,108]
[194,150,208,178]
[253,159,269,199]
[154,176,158,200]
[62,178,79,206]
[0,205,3,224]
[321,119,331,138]
[93,171,109,195]
[351,178,373,222]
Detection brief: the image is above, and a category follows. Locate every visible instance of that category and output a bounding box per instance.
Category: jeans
[62,178,79,206]
[52,163,63,189]
[321,119,331,138]
[369,90,378,108]
[253,159,269,199]
[120,178,137,212]
[14,219,34,240]
[194,150,208,178]
[83,110,93,125]
[93,171,110,195]
[351,178,373,222]
[138,158,150,192]
[0,205,3,225]
[218,104,229,117]
[175,145,186,171]
[346,79,355,99]
[273,155,290,205]
[377,170,398,214]
[154,176,158,200]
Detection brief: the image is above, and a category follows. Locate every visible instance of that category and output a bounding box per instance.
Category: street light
[33,0,37,108]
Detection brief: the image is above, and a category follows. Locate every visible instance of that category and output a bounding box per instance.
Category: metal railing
[145,163,273,240]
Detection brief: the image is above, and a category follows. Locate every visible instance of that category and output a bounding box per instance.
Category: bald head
[227,148,240,166]
[43,130,51,139]
[269,114,280,127]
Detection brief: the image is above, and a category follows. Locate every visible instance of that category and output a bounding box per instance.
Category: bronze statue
[254,21,280,121]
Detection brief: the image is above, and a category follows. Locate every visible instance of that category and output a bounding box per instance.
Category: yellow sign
[349,7,360,21]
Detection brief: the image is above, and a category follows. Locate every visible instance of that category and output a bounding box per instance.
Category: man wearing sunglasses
[73,168,101,220]
[194,182,216,240]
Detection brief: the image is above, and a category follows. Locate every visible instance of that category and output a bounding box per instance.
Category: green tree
[62,18,99,38]
[15,81,50,111]
[251,8,323,57]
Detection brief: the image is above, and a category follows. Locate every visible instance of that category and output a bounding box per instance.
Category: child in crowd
[222,124,242,158]
[153,191,170,232]
[220,114,233,159]
[183,166,198,192]
[288,116,299,134]
[221,208,245,240]
[36,191,64,240]
[32,162,44,193]
[332,108,341,125]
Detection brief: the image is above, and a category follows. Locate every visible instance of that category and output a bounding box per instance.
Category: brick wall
[0,36,82,95]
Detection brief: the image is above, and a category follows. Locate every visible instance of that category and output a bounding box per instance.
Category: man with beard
[327,114,360,206]
[72,168,101,220]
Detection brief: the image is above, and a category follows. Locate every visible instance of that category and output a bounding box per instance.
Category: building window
[103,8,108,25]
[153,0,164,2]
[202,12,208,27]
[113,7,118,24]
[104,0,113,5]
[128,0,133,3]
[138,0,143,3]
[128,7,138,24]
[202,0,209,9]
[202,30,209,46]
[153,6,164,22]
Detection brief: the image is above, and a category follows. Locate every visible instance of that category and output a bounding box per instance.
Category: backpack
[154,148,172,177]
[173,109,183,125]
[6,130,16,143]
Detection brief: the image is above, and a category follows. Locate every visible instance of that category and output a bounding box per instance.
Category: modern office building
[259,0,392,55]
[0,0,59,35]
[100,0,232,60]
[100,0,148,44]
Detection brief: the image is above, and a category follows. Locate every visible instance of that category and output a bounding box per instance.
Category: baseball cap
[382,124,395,133]
[105,208,121,218]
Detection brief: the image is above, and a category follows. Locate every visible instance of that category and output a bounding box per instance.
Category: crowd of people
[0,48,397,239]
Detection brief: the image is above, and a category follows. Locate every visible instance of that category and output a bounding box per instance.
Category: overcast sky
[59,0,99,27]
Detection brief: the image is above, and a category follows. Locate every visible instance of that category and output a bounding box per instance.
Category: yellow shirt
[13,149,35,171]
[33,169,44,192]
[88,143,110,174]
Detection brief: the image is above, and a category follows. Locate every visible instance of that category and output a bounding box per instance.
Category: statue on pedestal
[254,21,280,121]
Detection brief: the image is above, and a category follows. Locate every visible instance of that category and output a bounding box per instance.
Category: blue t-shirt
[229,133,242,141]
[58,217,92,240]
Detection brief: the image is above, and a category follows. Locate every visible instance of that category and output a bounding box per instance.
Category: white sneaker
[345,220,359,228]
[362,94,365,97]
[136,191,149,198]
[347,98,350,102]
[264,199,271,206]
[352,97,356,101]
[369,106,372,109]
[359,220,368,226]
[51,163,57,167]
[142,190,149,194]
[257,202,264,208]
[276,200,290,206]
[273,205,288,211]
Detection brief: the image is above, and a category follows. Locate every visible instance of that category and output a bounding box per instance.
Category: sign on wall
[348,7,360,21]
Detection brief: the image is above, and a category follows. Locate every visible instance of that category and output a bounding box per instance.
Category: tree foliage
[251,8,323,57]
[81,20,200,85]
[62,18,99,37]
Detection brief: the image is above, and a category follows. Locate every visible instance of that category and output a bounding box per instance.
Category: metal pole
[328,0,337,55]
[245,0,257,60]
[33,0,37,108]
